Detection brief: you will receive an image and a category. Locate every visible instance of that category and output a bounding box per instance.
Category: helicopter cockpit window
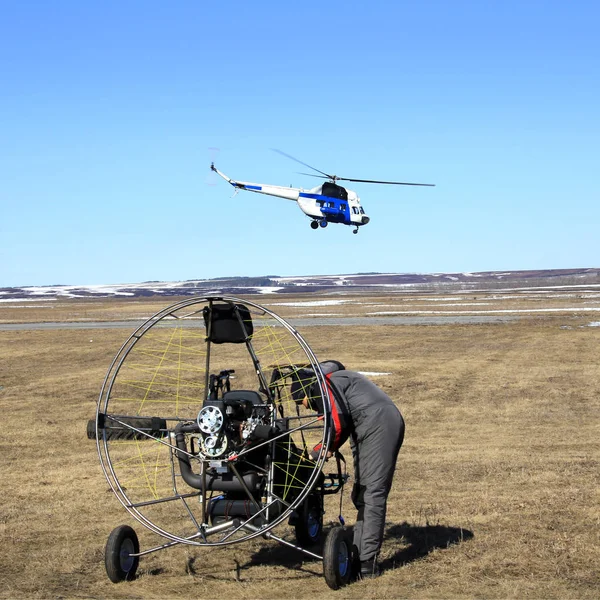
[352,207,360,214]
[359,207,365,214]
[322,182,348,201]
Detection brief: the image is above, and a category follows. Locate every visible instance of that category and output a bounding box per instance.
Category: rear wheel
[294,496,323,546]
[310,221,319,229]
[105,525,139,583]
[323,526,352,589]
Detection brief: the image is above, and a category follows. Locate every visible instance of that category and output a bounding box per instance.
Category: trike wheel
[323,526,352,589]
[294,496,323,546]
[105,525,139,583]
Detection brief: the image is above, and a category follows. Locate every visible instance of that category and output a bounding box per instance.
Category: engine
[192,392,270,460]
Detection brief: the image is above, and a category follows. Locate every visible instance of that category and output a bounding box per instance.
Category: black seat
[203,303,253,344]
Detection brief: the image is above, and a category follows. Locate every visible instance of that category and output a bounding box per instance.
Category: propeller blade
[273,149,436,187]
[337,177,435,186]
[297,172,328,179]
[271,149,333,179]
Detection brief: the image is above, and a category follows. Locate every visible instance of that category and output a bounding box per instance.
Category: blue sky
[1,1,598,287]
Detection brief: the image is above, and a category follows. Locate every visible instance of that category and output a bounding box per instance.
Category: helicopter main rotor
[272,148,435,187]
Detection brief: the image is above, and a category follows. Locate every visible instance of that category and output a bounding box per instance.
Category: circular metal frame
[96,296,331,547]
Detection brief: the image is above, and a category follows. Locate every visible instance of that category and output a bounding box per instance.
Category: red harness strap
[311,374,343,455]
[326,374,343,451]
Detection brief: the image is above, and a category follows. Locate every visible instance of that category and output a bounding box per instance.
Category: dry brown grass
[0,292,598,599]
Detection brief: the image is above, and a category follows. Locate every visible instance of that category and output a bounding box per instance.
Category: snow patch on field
[358,371,392,376]
[267,300,350,307]
[405,303,493,307]
[254,287,284,294]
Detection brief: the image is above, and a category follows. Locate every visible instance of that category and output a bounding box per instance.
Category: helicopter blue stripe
[230,181,262,190]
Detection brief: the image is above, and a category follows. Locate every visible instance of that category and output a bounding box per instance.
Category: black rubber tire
[294,496,323,546]
[87,417,167,440]
[323,526,352,590]
[86,419,96,440]
[105,525,140,583]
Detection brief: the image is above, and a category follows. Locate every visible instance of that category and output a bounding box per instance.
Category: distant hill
[1,268,599,300]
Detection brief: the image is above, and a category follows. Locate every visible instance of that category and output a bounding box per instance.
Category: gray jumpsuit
[325,368,405,563]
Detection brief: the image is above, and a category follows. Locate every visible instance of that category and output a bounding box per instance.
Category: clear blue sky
[2,1,598,287]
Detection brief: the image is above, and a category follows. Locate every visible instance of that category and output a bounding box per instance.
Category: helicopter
[210,150,435,233]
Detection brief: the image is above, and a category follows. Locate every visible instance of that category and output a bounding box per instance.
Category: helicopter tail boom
[211,163,300,201]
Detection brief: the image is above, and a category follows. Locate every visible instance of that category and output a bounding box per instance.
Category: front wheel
[323,526,352,589]
[310,221,319,229]
[105,525,139,583]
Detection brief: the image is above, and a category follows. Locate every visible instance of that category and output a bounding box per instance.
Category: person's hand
[309,449,333,461]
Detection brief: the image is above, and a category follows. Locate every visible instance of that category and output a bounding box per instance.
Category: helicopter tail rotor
[207,147,220,186]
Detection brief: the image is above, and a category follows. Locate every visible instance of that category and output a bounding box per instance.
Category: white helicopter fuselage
[297,186,365,223]
[211,165,370,230]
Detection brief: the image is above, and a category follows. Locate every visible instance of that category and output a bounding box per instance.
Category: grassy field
[0,290,598,599]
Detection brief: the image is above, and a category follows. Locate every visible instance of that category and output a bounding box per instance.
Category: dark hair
[290,361,344,410]
[319,360,345,374]
[290,368,316,403]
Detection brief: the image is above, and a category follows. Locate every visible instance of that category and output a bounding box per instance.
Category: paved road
[0,315,520,331]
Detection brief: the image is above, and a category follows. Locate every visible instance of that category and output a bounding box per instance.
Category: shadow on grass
[237,542,322,581]
[380,521,474,571]
[243,540,320,570]
[240,522,473,580]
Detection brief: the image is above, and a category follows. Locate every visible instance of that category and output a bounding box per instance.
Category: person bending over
[292,360,405,579]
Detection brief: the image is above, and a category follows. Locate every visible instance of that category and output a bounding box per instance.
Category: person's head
[319,360,346,375]
[290,360,345,411]
[290,368,315,404]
